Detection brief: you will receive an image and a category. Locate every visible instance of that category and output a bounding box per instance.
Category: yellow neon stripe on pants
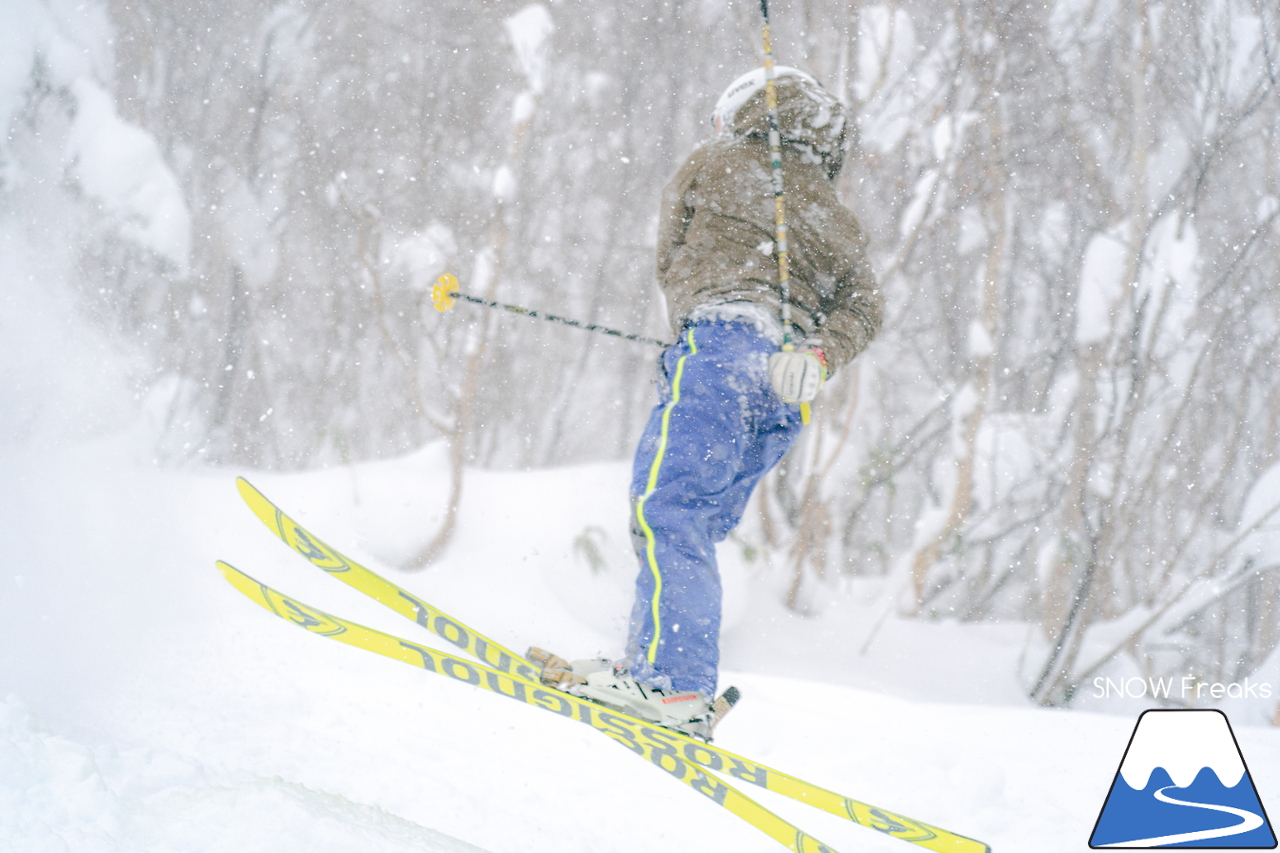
[636,328,697,665]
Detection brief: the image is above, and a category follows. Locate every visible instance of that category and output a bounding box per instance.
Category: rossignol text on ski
[218,478,990,853]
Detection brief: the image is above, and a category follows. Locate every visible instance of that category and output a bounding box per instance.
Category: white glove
[768,348,827,404]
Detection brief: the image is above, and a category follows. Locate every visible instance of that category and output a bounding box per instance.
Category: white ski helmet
[711,66,820,135]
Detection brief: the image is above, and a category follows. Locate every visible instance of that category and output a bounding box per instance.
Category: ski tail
[708,685,741,732]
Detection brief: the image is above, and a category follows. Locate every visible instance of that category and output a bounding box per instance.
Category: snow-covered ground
[3,429,1279,853]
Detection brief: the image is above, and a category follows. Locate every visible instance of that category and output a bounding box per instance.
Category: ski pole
[759,0,794,350]
[431,274,670,348]
[759,1,812,424]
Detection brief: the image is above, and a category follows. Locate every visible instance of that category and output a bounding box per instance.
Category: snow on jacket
[655,74,882,374]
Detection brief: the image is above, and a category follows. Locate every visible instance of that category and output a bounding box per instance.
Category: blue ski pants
[625,320,803,698]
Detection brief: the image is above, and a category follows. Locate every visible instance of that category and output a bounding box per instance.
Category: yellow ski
[229,478,991,853]
[234,477,541,684]
[218,560,839,853]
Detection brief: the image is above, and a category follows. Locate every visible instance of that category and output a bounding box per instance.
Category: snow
[392,225,457,292]
[856,4,941,155]
[1238,461,1280,567]
[6,428,1276,852]
[66,79,192,272]
[957,205,987,256]
[856,5,917,106]
[1076,225,1130,346]
[7,2,1280,851]
[0,28,143,448]
[1,0,188,273]
[0,233,138,445]
[1225,9,1263,103]
[931,112,980,165]
[1141,211,1198,353]
[504,5,554,93]
[967,319,994,360]
[219,179,280,287]
[0,0,108,133]
[0,696,489,853]
[898,169,937,238]
[510,91,538,127]
[492,165,517,203]
[1259,195,1280,223]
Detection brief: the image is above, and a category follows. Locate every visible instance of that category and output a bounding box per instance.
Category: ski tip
[235,478,280,528]
[215,560,258,594]
[215,560,248,583]
[235,476,260,502]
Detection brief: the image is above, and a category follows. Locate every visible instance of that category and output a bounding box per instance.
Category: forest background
[7,0,1280,712]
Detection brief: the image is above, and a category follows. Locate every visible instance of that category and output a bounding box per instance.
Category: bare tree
[59,0,1280,704]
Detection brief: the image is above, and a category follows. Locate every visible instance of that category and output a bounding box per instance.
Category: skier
[531,67,883,738]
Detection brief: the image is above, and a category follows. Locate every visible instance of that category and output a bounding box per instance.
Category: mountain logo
[1090,709,1276,848]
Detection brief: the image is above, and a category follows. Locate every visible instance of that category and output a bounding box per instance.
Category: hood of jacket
[724,73,848,179]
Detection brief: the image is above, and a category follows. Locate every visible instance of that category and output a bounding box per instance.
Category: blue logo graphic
[1090,709,1276,848]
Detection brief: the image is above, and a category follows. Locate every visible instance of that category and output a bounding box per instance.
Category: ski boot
[526,647,740,741]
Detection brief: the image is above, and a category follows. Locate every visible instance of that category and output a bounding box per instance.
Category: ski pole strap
[759,0,793,348]
[431,274,669,348]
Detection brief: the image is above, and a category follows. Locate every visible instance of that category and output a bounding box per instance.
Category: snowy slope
[0,694,488,853]
[4,433,1280,853]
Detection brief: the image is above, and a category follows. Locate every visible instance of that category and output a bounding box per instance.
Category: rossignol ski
[218,478,991,853]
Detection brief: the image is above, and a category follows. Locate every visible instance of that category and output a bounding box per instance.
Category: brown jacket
[656,75,882,373]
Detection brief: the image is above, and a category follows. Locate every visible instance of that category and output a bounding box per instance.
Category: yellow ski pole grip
[431,273,459,312]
